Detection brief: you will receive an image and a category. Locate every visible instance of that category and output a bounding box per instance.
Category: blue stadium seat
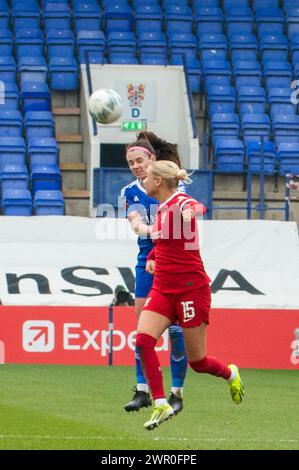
[140,53,167,65]
[108,53,138,64]
[263,61,292,92]
[15,28,44,59]
[195,7,223,35]
[241,113,271,144]
[31,164,62,194]
[25,111,54,140]
[169,56,202,93]
[107,31,136,54]
[223,0,249,10]
[207,85,236,116]
[0,56,17,82]
[28,137,59,168]
[272,114,299,145]
[214,138,245,173]
[0,137,26,167]
[168,33,198,60]
[252,0,279,10]
[202,59,231,90]
[1,163,29,191]
[0,29,13,56]
[238,86,267,115]
[18,56,48,85]
[46,30,75,58]
[103,3,134,32]
[77,30,106,64]
[12,2,40,30]
[194,0,219,7]
[165,5,193,35]
[0,109,23,137]
[256,7,285,37]
[43,2,72,31]
[0,82,19,109]
[229,34,258,63]
[73,2,102,32]
[268,88,297,117]
[2,189,32,216]
[135,3,163,33]
[290,34,299,65]
[21,81,51,113]
[49,57,79,91]
[277,142,299,175]
[199,34,227,62]
[0,0,9,29]
[34,190,64,215]
[225,7,253,37]
[138,31,168,58]
[260,34,289,62]
[287,8,299,38]
[246,141,277,175]
[211,112,240,145]
[283,0,299,13]
[233,60,262,90]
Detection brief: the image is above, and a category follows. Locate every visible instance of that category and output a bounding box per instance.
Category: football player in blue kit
[121,131,187,415]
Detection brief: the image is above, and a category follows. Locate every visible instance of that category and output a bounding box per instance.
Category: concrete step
[60,162,87,190]
[53,107,81,134]
[56,134,83,163]
[63,189,90,217]
[51,91,79,108]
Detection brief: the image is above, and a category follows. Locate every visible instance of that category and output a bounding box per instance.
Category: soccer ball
[88,88,123,124]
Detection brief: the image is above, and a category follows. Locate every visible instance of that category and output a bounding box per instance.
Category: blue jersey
[121,179,186,268]
[121,179,157,267]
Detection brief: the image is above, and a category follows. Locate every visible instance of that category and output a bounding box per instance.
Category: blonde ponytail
[150,161,192,188]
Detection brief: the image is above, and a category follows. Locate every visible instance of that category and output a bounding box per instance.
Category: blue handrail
[84,49,98,136]
[182,54,197,139]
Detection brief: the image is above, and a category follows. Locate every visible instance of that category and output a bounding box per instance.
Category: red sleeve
[147,248,156,262]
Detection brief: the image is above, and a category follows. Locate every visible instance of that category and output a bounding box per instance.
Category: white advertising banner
[0,217,298,308]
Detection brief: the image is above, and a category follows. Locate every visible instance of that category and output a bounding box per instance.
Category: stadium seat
[272,114,299,145]
[207,85,236,116]
[211,112,240,145]
[0,0,9,29]
[0,137,26,167]
[76,30,106,64]
[237,86,267,115]
[0,56,17,82]
[165,5,193,35]
[199,34,228,63]
[12,2,40,30]
[263,61,293,92]
[103,3,134,32]
[225,7,253,37]
[202,59,231,91]
[140,53,167,65]
[46,30,75,58]
[233,60,262,90]
[168,33,198,60]
[49,57,79,91]
[43,2,72,31]
[73,2,102,32]
[290,34,299,65]
[108,53,138,64]
[34,190,65,215]
[31,164,62,194]
[256,7,285,37]
[107,31,136,54]
[260,34,289,62]
[15,28,44,60]
[214,138,245,173]
[229,34,258,63]
[2,189,33,216]
[1,163,29,192]
[135,3,163,33]
[21,82,51,113]
[252,0,279,10]
[0,82,19,109]
[241,113,271,144]
[137,31,168,58]
[18,56,48,85]
[170,56,202,93]
[0,29,13,56]
[0,109,23,137]
[223,0,249,10]
[28,137,59,168]
[246,141,277,175]
[195,7,223,35]
[287,8,299,38]
[268,88,297,117]
[25,111,55,140]
[277,142,299,175]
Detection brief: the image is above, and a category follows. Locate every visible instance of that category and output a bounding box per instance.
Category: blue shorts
[135,265,154,298]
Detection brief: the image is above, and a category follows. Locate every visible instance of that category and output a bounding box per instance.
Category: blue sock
[169,324,187,388]
[135,346,147,386]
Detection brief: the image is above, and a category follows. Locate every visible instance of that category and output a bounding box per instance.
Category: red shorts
[144,284,211,328]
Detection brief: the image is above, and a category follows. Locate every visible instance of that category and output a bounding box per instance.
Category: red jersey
[147,192,211,294]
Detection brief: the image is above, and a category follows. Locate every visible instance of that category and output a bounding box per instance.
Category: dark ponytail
[136,131,182,168]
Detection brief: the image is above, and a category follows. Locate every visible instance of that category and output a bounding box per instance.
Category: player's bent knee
[189,356,208,373]
[136,333,157,353]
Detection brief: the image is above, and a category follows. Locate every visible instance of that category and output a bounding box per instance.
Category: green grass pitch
[0,365,298,450]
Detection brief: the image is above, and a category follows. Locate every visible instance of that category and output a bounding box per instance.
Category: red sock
[190,356,231,380]
[136,333,165,400]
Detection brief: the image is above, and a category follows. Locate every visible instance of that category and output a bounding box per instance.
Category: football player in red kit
[135,160,245,431]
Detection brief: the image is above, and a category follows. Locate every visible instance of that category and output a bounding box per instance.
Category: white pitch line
[0,435,297,444]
